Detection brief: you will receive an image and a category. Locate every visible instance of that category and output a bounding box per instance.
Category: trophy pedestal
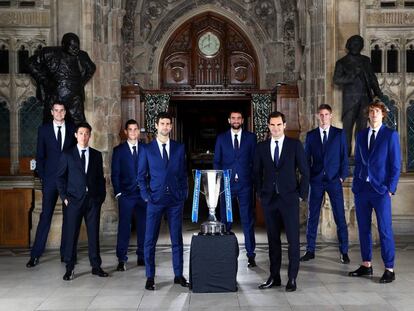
[190,234,239,292]
[200,221,225,235]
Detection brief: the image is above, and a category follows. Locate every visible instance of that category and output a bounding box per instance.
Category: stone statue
[28,33,96,124]
[333,35,383,156]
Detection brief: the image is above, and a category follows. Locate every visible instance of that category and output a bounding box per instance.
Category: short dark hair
[318,104,332,113]
[228,110,244,118]
[75,122,92,133]
[366,97,388,118]
[51,102,65,110]
[267,111,286,124]
[155,111,172,124]
[125,119,139,130]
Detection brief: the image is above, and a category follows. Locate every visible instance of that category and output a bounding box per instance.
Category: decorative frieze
[366,11,414,26]
[0,10,49,28]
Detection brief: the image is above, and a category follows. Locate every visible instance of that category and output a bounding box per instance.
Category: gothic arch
[150,5,266,89]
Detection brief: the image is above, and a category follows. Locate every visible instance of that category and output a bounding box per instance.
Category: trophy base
[200,221,225,235]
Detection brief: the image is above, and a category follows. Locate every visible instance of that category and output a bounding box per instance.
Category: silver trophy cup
[196,170,226,235]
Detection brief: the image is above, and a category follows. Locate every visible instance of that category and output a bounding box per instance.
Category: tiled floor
[1,222,414,311]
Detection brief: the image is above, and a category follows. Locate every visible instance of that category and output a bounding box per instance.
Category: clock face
[198,32,220,56]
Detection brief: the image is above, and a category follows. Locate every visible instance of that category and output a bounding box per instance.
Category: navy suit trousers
[116,192,147,262]
[31,186,66,258]
[144,194,184,278]
[306,179,348,254]
[64,194,102,270]
[354,182,395,268]
[219,182,256,258]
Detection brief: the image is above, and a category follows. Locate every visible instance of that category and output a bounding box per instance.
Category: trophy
[192,169,233,235]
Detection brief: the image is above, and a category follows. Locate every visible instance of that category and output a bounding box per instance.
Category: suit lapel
[72,147,86,175]
[265,139,274,167]
[48,123,60,150]
[360,128,369,159]
[277,137,289,168]
[62,123,73,150]
[371,125,385,155]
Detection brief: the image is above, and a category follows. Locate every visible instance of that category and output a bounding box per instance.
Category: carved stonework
[366,11,414,26]
[0,11,50,27]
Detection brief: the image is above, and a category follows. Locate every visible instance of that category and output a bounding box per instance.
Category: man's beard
[231,124,241,130]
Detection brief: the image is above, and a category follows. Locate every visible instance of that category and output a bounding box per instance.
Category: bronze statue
[28,33,96,124]
[333,35,383,156]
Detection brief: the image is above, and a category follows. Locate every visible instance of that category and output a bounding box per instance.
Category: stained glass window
[0,101,10,157]
[407,100,414,171]
[19,97,42,157]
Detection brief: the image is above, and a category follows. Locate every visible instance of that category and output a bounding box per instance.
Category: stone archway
[158,11,259,91]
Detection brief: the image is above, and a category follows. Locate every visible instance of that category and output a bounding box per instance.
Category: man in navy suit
[254,111,309,292]
[301,104,350,264]
[349,99,401,283]
[137,112,189,290]
[56,122,108,280]
[111,119,146,271]
[26,102,75,268]
[214,110,257,267]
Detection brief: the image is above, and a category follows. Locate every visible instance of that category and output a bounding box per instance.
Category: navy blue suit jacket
[56,146,106,205]
[352,125,401,195]
[253,137,309,206]
[213,130,257,186]
[305,126,348,183]
[36,122,76,187]
[111,141,143,196]
[137,140,188,204]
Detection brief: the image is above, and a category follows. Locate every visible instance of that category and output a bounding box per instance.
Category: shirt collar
[272,135,285,144]
[53,121,65,128]
[77,145,89,152]
[369,124,382,133]
[127,140,138,149]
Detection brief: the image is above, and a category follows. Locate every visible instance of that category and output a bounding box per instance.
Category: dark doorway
[171,98,251,220]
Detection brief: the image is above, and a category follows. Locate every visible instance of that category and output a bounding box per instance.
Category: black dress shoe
[348,265,373,277]
[258,275,281,289]
[286,279,297,292]
[26,257,39,268]
[116,262,126,271]
[63,269,74,281]
[340,253,350,264]
[379,270,395,283]
[137,258,145,266]
[91,267,109,277]
[300,251,315,262]
[145,278,155,290]
[174,276,190,288]
[247,257,256,268]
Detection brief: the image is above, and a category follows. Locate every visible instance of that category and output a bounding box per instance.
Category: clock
[198,31,220,56]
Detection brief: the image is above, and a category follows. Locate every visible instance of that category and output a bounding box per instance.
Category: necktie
[234,134,239,151]
[162,143,168,167]
[57,126,62,150]
[274,141,279,167]
[132,145,138,172]
[369,130,376,153]
[81,149,86,172]
[322,130,327,152]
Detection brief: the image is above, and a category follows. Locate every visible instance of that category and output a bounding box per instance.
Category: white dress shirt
[319,126,330,143]
[127,140,138,155]
[77,145,89,173]
[230,129,242,149]
[368,125,381,149]
[53,121,66,150]
[156,138,170,159]
[270,135,285,162]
